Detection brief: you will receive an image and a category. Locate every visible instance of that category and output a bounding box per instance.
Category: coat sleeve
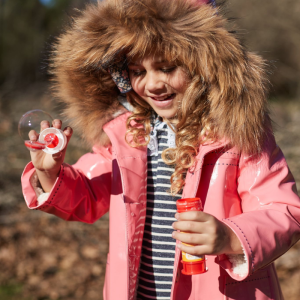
[21,148,112,224]
[219,134,300,280]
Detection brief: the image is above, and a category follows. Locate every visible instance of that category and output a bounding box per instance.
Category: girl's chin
[153,108,177,120]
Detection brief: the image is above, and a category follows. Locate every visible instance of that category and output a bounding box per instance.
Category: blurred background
[0,0,299,299]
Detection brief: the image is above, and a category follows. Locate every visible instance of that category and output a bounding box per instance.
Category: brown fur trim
[50,0,271,152]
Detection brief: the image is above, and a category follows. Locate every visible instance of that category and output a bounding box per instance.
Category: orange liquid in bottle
[176,198,207,275]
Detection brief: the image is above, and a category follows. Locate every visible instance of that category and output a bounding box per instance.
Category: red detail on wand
[44,133,59,148]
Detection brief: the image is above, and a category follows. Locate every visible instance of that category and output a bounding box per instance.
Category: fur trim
[50,0,271,151]
[227,247,248,277]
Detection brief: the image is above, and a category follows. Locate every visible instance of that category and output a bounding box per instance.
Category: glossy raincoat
[21,0,300,299]
[22,111,300,299]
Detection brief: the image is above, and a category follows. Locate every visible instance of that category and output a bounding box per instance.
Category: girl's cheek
[171,69,189,93]
[131,79,144,97]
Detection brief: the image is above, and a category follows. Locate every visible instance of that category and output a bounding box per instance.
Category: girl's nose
[145,72,165,93]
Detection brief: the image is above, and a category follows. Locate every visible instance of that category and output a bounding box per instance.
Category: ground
[0,84,299,299]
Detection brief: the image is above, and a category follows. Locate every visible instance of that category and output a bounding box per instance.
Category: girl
[21,0,300,299]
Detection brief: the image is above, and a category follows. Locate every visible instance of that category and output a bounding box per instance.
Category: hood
[50,0,270,151]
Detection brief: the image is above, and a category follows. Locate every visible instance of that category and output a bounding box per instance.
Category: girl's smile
[128,54,189,120]
[149,93,176,108]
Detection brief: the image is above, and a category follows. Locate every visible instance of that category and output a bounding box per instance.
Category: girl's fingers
[172,220,206,233]
[63,126,73,150]
[52,119,62,129]
[52,151,63,161]
[40,119,63,132]
[63,126,73,141]
[175,211,211,222]
[28,130,38,141]
[172,231,207,246]
[55,126,73,159]
[40,120,50,132]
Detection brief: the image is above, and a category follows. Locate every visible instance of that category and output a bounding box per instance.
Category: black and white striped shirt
[137,122,181,300]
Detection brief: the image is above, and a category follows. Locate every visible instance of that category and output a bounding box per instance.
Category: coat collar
[103,111,230,168]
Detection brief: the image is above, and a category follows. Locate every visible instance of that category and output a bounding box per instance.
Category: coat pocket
[103,253,110,300]
[224,269,273,300]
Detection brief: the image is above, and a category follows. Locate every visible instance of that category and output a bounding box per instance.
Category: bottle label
[182,248,204,262]
[181,241,204,262]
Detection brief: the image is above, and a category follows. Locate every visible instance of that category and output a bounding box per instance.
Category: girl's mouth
[149,93,176,108]
[151,93,176,101]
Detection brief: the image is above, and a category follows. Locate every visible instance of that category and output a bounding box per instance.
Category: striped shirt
[136,122,182,300]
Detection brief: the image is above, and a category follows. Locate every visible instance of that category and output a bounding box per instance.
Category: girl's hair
[50,0,271,191]
[125,65,216,195]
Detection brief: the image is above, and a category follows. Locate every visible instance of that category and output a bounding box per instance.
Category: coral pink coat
[22,112,300,300]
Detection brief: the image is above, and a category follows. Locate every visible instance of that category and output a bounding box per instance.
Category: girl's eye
[130,70,145,77]
[161,66,177,73]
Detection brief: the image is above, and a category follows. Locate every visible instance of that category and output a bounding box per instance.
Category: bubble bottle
[19,109,67,154]
[176,197,207,275]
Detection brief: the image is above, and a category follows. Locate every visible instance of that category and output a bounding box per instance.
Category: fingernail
[177,244,181,250]
[172,231,175,238]
[172,222,175,228]
[175,213,179,219]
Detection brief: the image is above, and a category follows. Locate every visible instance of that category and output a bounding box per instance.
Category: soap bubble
[18,109,53,140]
[19,109,67,153]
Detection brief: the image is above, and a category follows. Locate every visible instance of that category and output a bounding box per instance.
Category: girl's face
[128,54,189,120]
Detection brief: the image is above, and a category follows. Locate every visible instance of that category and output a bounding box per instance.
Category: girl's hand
[172,211,243,256]
[28,119,73,192]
